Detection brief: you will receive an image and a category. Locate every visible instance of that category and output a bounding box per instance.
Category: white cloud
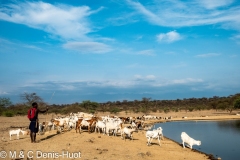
[230,34,240,44]
[63,41,112,54]
[171,78,203,84]
[172,62,187,68]
[137,49,155,56]
[0,1,103,40]
[0,91,9,95]
[196,53,221,58]
[134,75,156,81]
[157,31,182,43]
[126,0,240,30]
[107,12,139,26]
[134,75,142,79]
[126,0,163,25]
[146,75,156,80]
[198,0,234,9]
[23,44,42,50]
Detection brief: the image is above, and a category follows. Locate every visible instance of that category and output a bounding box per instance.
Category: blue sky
[0,0,240,104]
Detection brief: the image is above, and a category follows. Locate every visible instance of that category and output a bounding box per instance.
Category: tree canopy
[0,97,12,108]
[234,98,240,109]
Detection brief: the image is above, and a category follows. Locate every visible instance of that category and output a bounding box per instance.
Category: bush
[164,108,170,113]
[188,107,194,112]
[3,111,15,117]
[89,109,95,114]
[133,109,139,113]
[110,107,120,114]
[151,108,157,112]
[234,98,240,109]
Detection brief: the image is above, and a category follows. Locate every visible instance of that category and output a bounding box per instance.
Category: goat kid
[9,129,26,140]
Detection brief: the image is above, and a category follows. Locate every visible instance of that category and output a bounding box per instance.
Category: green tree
[81,100,99,113]
[0,97,12,108]
[234,98,240,109]
[110,107,120,114]
[0,97,12,115]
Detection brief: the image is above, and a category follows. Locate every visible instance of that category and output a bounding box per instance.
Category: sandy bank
[0,110,239,160]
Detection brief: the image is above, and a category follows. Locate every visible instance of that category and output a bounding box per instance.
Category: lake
[154,120,240,160]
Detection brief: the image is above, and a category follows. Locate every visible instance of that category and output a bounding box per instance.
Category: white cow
[181,132,201,149]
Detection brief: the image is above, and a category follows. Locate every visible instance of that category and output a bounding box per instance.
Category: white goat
[146,127,163,146]
[181,132,201,149]
[9,129,24,140]
[105,119,122,136]
[121,127,135,140]
[95,120,106,134]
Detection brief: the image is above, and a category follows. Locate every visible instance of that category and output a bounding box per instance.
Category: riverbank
[0,110,239,160]
[144,114,240,125]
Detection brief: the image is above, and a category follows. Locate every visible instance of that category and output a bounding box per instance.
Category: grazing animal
[181,132,201,149]
[39,122,46,134]
[146,127,163,146]
[75,119,83,133]
[105,119,123,136]
[121,126,136,140]
[95,120,106,134]
[9,129,24,140]
[76,117,97,134]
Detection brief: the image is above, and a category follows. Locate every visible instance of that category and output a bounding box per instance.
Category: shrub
[133,109,139,113]
[188,107,194,112]
[110,107,120,114]
[164,108,170,113]
[89,109,95,114]
[3,111,15,117]
[151,108,157,112]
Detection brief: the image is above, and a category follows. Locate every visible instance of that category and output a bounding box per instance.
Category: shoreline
[142,113,240,160]
[143,114,240,125]
[163,136,217,160]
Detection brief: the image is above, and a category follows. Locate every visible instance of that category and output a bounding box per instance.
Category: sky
[0,0,240,104]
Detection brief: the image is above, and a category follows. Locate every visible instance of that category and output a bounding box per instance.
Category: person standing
[28,102,48,143]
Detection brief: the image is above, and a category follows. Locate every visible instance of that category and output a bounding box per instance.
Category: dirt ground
[1,109,240,160]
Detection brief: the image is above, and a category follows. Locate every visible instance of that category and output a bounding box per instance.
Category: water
[154,120,240,160]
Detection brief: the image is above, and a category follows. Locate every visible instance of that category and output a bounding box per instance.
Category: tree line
[1,92,240,117]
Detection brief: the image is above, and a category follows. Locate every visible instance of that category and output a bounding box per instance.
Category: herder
[28,102,48,143]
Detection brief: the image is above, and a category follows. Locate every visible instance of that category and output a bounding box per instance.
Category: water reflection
[217,120,240,132]
[155,120,240,160]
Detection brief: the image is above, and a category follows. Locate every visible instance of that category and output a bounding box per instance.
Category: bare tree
[20,92,45,106]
